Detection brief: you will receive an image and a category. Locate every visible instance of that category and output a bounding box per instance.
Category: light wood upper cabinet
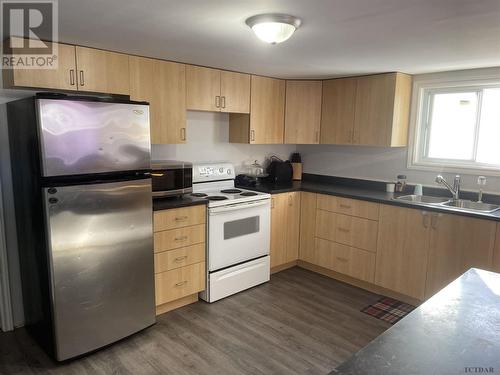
[220,71,250,113]
[284,80,322,144]
[229,75,285,144]
[375,205,430,300]
[320,78,356,144]
[3,39,78,91]
[270,192,301,269]
[75,46,129,95]
[425,213,495,298]
[186,66,250,113]
[186,65,221,112]
[353,72,412,146]
[129,56,186,144]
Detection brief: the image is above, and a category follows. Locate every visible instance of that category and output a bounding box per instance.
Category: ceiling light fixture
[245,13,302,44]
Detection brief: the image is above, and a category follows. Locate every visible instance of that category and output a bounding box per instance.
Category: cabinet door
[284,80,322,144]
[299,192,317,263]
[320,78,356,144]
[129,56,186,144]
[250,75,286,144]
[186,65,221,111]
[220,71,250,113]
[285,192,301,263]
[3,39,78,91]
[270,194,288,268]
[425,213,495,298]
[493,223,500,273]
[75,46,129,95]
[375,205,430,300]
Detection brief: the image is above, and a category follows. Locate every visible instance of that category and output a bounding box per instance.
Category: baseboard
[297,260,422,306]
[271,260,298,274]
[155,293,198,316]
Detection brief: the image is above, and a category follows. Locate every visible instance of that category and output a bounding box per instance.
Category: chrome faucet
[435,174,461,200]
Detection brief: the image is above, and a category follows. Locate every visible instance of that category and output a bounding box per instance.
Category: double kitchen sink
[394,195,500,214]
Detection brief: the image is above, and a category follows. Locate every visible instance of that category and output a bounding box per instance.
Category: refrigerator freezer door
[43,178,155,360]
[37,99,151,177]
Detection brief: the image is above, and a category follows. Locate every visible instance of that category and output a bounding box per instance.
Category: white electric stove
[193,162,271,303]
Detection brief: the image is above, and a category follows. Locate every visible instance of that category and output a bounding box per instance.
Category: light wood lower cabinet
[270,192,301,270]
[299,192,317,263]
[493,223,500,273]
[153,205,206,314]
[375,205,430,300]
[155,262,205,305]
[316,238,375,283]
[129,56,186,144]
[424,212,495,298]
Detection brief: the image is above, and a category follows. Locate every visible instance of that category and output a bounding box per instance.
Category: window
[411,79,500,174]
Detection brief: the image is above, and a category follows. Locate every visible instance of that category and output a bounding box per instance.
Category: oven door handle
[209,199,270,215]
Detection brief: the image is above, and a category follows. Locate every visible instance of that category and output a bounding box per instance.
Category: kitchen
[1,1,500,374]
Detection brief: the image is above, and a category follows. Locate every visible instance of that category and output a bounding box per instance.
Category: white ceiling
[32,0,500,78]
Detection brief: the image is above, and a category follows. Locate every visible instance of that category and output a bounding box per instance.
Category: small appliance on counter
[151,160,192,197]
[266,155,293,184]
[290,153,302,181]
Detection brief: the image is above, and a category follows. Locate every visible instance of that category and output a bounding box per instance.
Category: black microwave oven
[151,160,193,197]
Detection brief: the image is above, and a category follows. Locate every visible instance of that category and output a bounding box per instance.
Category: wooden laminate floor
[0,267,390,375]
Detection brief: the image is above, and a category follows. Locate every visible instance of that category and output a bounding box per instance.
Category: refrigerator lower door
[43,178,155,361]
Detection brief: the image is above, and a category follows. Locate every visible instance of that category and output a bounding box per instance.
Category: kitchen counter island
[332,268,500,375]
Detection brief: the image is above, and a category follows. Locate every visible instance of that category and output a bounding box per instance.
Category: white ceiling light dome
[245,14,302,44]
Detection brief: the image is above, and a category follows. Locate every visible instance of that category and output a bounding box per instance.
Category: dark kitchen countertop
[331,268,500,375]
[237,174,500,222]
[153,195,208,211]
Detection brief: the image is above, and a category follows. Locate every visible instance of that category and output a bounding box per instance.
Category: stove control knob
[219,167,224,173]
[227,170,231,175]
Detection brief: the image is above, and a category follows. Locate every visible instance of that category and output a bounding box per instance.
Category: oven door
[208,199,270,272]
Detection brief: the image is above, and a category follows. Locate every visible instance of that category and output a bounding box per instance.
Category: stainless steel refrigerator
[7,95,155,361]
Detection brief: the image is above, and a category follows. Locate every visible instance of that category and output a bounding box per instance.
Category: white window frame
[408,68,500,177]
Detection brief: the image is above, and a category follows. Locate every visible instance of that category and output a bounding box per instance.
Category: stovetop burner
[240,192,258,196]
[191,193,208,197]
[221,189,242,194]
[206,196,229,201]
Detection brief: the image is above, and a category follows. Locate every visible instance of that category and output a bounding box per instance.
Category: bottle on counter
[290,152,302,181]
[395,175,407,193]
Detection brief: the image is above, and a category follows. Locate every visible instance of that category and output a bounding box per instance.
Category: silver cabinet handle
[288,194,292,206]
[174,236,188,242]
[337,227,350,233]
[174,256,188,263]
[339,204,351,209]
[175,281,188,287]
[250,129,255,142]
[180,128,186,141]
[215,96,220,108]
[422,211,430,228]
[79,70,85,86]
[174,216,188,222]
[69,69,75,86]
[221,96,226,109]
[271,198,275,209]
[336,257,348,262]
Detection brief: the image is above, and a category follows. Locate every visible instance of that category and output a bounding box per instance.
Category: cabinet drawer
[316,195,379,220]
[154,224,205,253]
[154,205,206,232]
[334,214,378,252]
[154,243,205,273]
[317,238,375,282]
[155,262,205,305]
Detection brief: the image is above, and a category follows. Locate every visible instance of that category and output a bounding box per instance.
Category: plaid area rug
[361,297,415,324]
